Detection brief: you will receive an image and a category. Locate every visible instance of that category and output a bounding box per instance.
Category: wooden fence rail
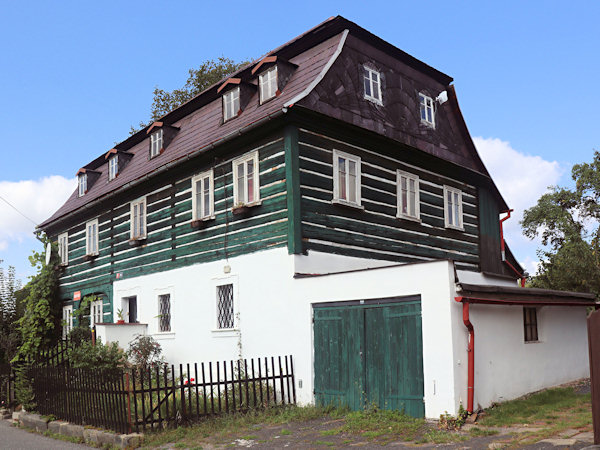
[27,355,295,434]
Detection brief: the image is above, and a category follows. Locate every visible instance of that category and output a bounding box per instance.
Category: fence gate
[313,297,424,417]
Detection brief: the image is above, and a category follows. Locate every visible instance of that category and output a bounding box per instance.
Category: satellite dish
[45,242,52,266]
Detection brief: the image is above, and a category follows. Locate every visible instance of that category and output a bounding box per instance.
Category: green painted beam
[284,125,303,254]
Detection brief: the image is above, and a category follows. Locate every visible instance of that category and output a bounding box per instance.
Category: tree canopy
[522,150,600,297]
[131,57,247,134]
[0,261,22,363]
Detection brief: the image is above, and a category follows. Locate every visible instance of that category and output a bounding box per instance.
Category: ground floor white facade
[97,247,590,418]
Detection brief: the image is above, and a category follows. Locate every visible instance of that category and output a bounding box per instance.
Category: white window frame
[158,293,172,333]
[108,154,118,181]
[78,174,87,197]
[332,149,362,208]
[91,299,103,327]
[259,66,278,104]
[62,305,73,339]
[212,276,239,332]
[85,219,99,256]
[397,171,420,221]
[419,93,435,127]
[232,151,261,207]
[192,170,215,221]
[443,185,464,230]
[222,87,240,121]
[150,128,163,158]
[363,66,382,104]
[130,197,147,240]
[58,232,69,265]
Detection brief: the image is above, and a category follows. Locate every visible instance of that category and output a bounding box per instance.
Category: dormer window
[223,87,240,121]
[364,66,382,104]
[150,129,163,158]
[419,93,435,127]
[108,155,118,180]
[78,174,87,197]
[259,67,278,104]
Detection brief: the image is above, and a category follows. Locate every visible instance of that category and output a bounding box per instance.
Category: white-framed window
[58,232,69,265]
[397,171,420,220]
[333,150,362,207]
[223,87,240,121]
[158,294,171,332]
[363,66,382,104]
[78,174,87,197]
[419,93,435,127]
[216,283,235,330]
[443,185,463,230]
[259,66,278,104]
[62,305,73,339]
[108,155,119,181]
[233,151,260,206]
[150,128,163,158]
[130,197,147,240]
[85,219,99,256]
[192,170,214,220]
[91,299,103,327]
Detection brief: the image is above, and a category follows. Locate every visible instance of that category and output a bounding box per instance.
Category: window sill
[232,201,262,216]
[83,254,98,262]
[332,199,364,210]
[445,224,464,232]
[364,95,383,106]
[211,328,240,338]
[397,214,421,223]
[524,340,541,344]
[191,216,215,229]
[420,119,435,129]
[129,237,147,247]
[154,332,176,339]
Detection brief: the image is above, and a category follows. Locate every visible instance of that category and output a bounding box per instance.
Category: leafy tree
[522,150,600,297]
[0,261,22,363]
[131,57,247,134]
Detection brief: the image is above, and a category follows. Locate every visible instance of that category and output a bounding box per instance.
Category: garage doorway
[313,296,424,417]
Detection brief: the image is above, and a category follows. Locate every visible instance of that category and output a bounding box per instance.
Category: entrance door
[313,297,424,417]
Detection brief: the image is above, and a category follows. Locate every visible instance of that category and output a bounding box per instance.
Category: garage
[313,296,424,417]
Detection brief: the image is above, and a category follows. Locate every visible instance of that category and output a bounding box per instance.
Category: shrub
[127,335,164,370]
[69,340,127,370]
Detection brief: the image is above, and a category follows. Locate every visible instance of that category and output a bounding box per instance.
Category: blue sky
[1,0,599,281]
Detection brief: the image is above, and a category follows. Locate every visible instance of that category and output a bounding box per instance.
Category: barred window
[158,294,171,332]
[217,284,234,329]
[524,307,538,342]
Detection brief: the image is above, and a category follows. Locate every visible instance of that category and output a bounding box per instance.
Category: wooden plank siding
[298,128,480,271]
[55,135,289,307]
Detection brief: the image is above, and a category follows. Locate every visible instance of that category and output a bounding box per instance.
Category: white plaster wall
[452,301,589,411]
[96,323,147,346]
[293,251,397,275]
[112,248,459,418]
[456,269,519,287]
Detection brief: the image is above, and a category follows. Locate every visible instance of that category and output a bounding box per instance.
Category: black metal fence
[0,364,15,408]
[28,355,295,434]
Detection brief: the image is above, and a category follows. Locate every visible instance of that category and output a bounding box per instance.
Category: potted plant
[116,308,126,324]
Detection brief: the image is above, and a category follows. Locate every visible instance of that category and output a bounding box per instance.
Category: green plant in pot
[116,308,126,324]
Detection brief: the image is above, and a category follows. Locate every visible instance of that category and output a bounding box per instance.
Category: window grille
[524,307,538,342]
[217,284,234,329]
[159,294,171,332]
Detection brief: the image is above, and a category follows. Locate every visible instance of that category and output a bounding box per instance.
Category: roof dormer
[217,78,257,123]
[104,148,133,181]
[146,122,179,159]
[251,56,297,104]
[76,168,101,197]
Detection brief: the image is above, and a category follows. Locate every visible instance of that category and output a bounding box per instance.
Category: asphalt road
[0,420,91,449]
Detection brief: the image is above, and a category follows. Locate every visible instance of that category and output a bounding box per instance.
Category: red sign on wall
[73,291,81,302]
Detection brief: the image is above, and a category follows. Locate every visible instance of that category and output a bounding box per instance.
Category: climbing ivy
[13,234,61,362]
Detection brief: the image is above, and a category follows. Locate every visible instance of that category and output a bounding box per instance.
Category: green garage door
[314,297,424,417]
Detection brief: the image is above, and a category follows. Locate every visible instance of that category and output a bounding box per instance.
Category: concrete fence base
[12,411,142,448]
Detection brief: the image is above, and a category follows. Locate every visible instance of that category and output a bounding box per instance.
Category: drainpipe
[499,210,527,286]
[455,296,474,414]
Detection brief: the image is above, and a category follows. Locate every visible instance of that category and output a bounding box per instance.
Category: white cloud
[474,137,564,272]
[0,176,76,250]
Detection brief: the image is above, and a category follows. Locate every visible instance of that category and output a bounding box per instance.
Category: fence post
[126,372,132,434]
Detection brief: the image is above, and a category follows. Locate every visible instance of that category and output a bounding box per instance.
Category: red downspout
[455,296,474,413]
[500,210,527,286]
